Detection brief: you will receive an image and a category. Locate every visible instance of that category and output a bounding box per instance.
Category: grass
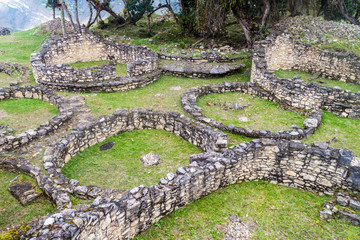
[317,40,360,57]
[0,99,58,133]
[136,181,359,240]
[198,92,306,132]
[275,69,360,92]
[62,129,202,190]
[0,171,55,233]
[304,111,360,156]
[0,29,48,67]
[77,70,251,118]
[69,61,128,76]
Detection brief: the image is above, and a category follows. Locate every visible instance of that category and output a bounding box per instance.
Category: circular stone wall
[31,29,161,92]
[43,109,228,200]
[181,81,322,139]
[0,86,73,151]
[251,33,360,119]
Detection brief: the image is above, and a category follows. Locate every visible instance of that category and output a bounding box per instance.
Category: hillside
[0,0,125,31]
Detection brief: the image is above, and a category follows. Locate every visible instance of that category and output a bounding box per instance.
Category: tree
[59,0,67,36]
[46,0,57,19]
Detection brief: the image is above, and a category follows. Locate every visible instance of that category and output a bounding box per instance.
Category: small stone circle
[181,81,322,140]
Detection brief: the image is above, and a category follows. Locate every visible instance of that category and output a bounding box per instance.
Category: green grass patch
[0,171,55,233]
[304,111,360,156]
[275,69,360,92]
[78,72,250,118]
[0,99,58,133]
[136,181,358,240]
[62,129,202,190]
[317,40,360,57]
[69,61,128,76]
[69,60,110,69]
[198,92,306,132]
[0,29,48,67]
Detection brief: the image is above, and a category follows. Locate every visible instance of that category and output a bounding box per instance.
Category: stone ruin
[0,86,73,151]
[31,29,160,92]
[251,33,360,119]
[0,25,359,239]
[181,81,323,140]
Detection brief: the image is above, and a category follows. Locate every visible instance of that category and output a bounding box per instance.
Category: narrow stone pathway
[11,94,96,168]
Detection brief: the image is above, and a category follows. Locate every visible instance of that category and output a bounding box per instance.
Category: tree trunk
[336,0,360,25]
[232,4,253,48]
[147,15,151,35]
[75,0,81,31]
[60,0,67,36]
[86,0,93,28]
[261,0,270,27]
[63,2,77,32]
[53,7,55,19]
[165,0,179,24]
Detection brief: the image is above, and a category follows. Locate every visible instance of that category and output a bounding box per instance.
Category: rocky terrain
[277,15,360,46]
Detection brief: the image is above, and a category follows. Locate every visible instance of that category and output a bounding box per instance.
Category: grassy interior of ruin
[62,129,202,190]
[197,92,307,132]
[0,16,359,238]
[275,69,360,92]
[69,61,128,76]
[0,172,55,233]
[0,99,59,134]
[136,181,360,240]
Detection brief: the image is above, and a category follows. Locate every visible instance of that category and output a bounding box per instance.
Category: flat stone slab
[8,181,40,205]
[140,152,160,166]
[160,60,245,76]
[100,141,115,151]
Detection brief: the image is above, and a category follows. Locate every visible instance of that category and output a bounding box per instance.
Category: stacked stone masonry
[31,29,160,92]
[42,109,228,201]
[265,34,360,84]
[181,81,323,139]
[161,61,246,79]
[158,52,244,63]
[30,138,359,239]
[251,34,360,119]
[0,86,73,151]
[0,155,71,211]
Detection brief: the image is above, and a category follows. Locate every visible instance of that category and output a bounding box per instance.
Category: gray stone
[303,118,318,128]
[319,210,332,220]
[336,195,349,206]
[349,199,360,211]
[8,182,40,206]
[140,152,160,166]
[100,141,115,151]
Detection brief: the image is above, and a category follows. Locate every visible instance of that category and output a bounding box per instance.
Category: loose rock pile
[0,62,28,76]
[320,192,360,225]
[0,27,10,36]
[277,16,360,46]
